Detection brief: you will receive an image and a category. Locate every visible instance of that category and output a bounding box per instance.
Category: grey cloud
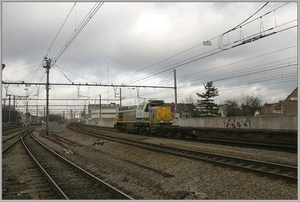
[2,2,297,109]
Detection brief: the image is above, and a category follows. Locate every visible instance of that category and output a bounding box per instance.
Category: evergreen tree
[196,81,220,116]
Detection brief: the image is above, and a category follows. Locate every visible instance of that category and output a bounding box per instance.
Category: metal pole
[46,61,50,134]
[107,62,109,104]
[88,101,90,119]
[8,95,11,125]
[3,99,6,125]
[13,97,16,125]
[43,57,51,135]
[99,95,101,118]
[119,88,122,106]
[13,96,15,110]
[174,69,178,114]
[84,102,86,122]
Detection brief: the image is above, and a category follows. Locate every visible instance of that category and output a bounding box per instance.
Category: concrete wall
[94,116,297,130]
[96,118,115,128]
[173,116,298,130]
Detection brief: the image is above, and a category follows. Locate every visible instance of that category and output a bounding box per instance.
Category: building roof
[284,87,298,102]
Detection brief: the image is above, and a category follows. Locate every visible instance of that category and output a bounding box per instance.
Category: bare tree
[223,99,239,116]
[224,99,239,106]
[181,94,194,104]
[240,93,264,116]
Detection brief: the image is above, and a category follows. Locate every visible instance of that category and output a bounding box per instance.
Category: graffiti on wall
[223,117,251,129]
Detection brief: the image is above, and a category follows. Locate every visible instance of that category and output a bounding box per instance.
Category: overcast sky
[1,2,298,115]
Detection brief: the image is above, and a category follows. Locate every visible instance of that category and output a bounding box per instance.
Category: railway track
[69,123,297,184]
[2,126,30,136]
[2,128,33,153]
[19,128,134,199]
[3,128,61,199]
[77,124,297,153]
[173,127,297,153]
[2,131,21,153]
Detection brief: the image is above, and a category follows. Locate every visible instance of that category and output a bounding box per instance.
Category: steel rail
[2,133,21,153]
[73,124,297,152]
[2,128,32,154]
[21,129,69,199]
[69,123,297,183]
[22,128,134,199]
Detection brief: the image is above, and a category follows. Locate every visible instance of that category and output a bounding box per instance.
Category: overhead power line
[221,2,269,35]
[3,2,295,105]
[174,57,297,86]
[1,81,174,89]
[46,3,77,57]
[110,2,270,84]
[200,62,297,85]
[3,64,41,75]
[53,65,73,83]
[126,21,296,87]
[116,3,296,84]
[53,2,104,65]
[136,75,296,102]
[53,64,99,84]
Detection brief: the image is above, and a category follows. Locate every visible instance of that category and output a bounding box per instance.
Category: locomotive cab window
[145,104,149,112]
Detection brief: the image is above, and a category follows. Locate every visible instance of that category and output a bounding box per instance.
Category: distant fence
[94,116,298,130]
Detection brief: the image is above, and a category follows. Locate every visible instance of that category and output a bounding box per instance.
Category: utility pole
[26,102,28,114]
[88,101,90,119]
[3,99,6,125]
[99,95,101,119]
[82,107,85,121]
[43,56,52,135]
[70,109,72,122]
[119,88,122,106]
[8,94,11,125]
[107,62,109,104]
[174,69,178,114]
[13,96,15,110]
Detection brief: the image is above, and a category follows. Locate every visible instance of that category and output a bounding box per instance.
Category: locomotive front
[149,106,173,127]
[114,100,173,134]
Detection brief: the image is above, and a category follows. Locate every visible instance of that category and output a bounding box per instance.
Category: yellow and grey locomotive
[114,100,173,134]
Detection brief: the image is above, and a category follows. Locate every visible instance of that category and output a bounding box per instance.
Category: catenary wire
[53,2,104,65]
[112,2,289,85]
[111,2,272,83]
[172,57,297,85]
[45,3,77,57]
[126,21,296,86]
[4,2,295,106]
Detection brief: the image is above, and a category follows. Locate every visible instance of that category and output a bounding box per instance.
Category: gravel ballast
[2,122,298,200]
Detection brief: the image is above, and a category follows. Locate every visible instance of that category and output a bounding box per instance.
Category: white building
[86,103,120,124]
